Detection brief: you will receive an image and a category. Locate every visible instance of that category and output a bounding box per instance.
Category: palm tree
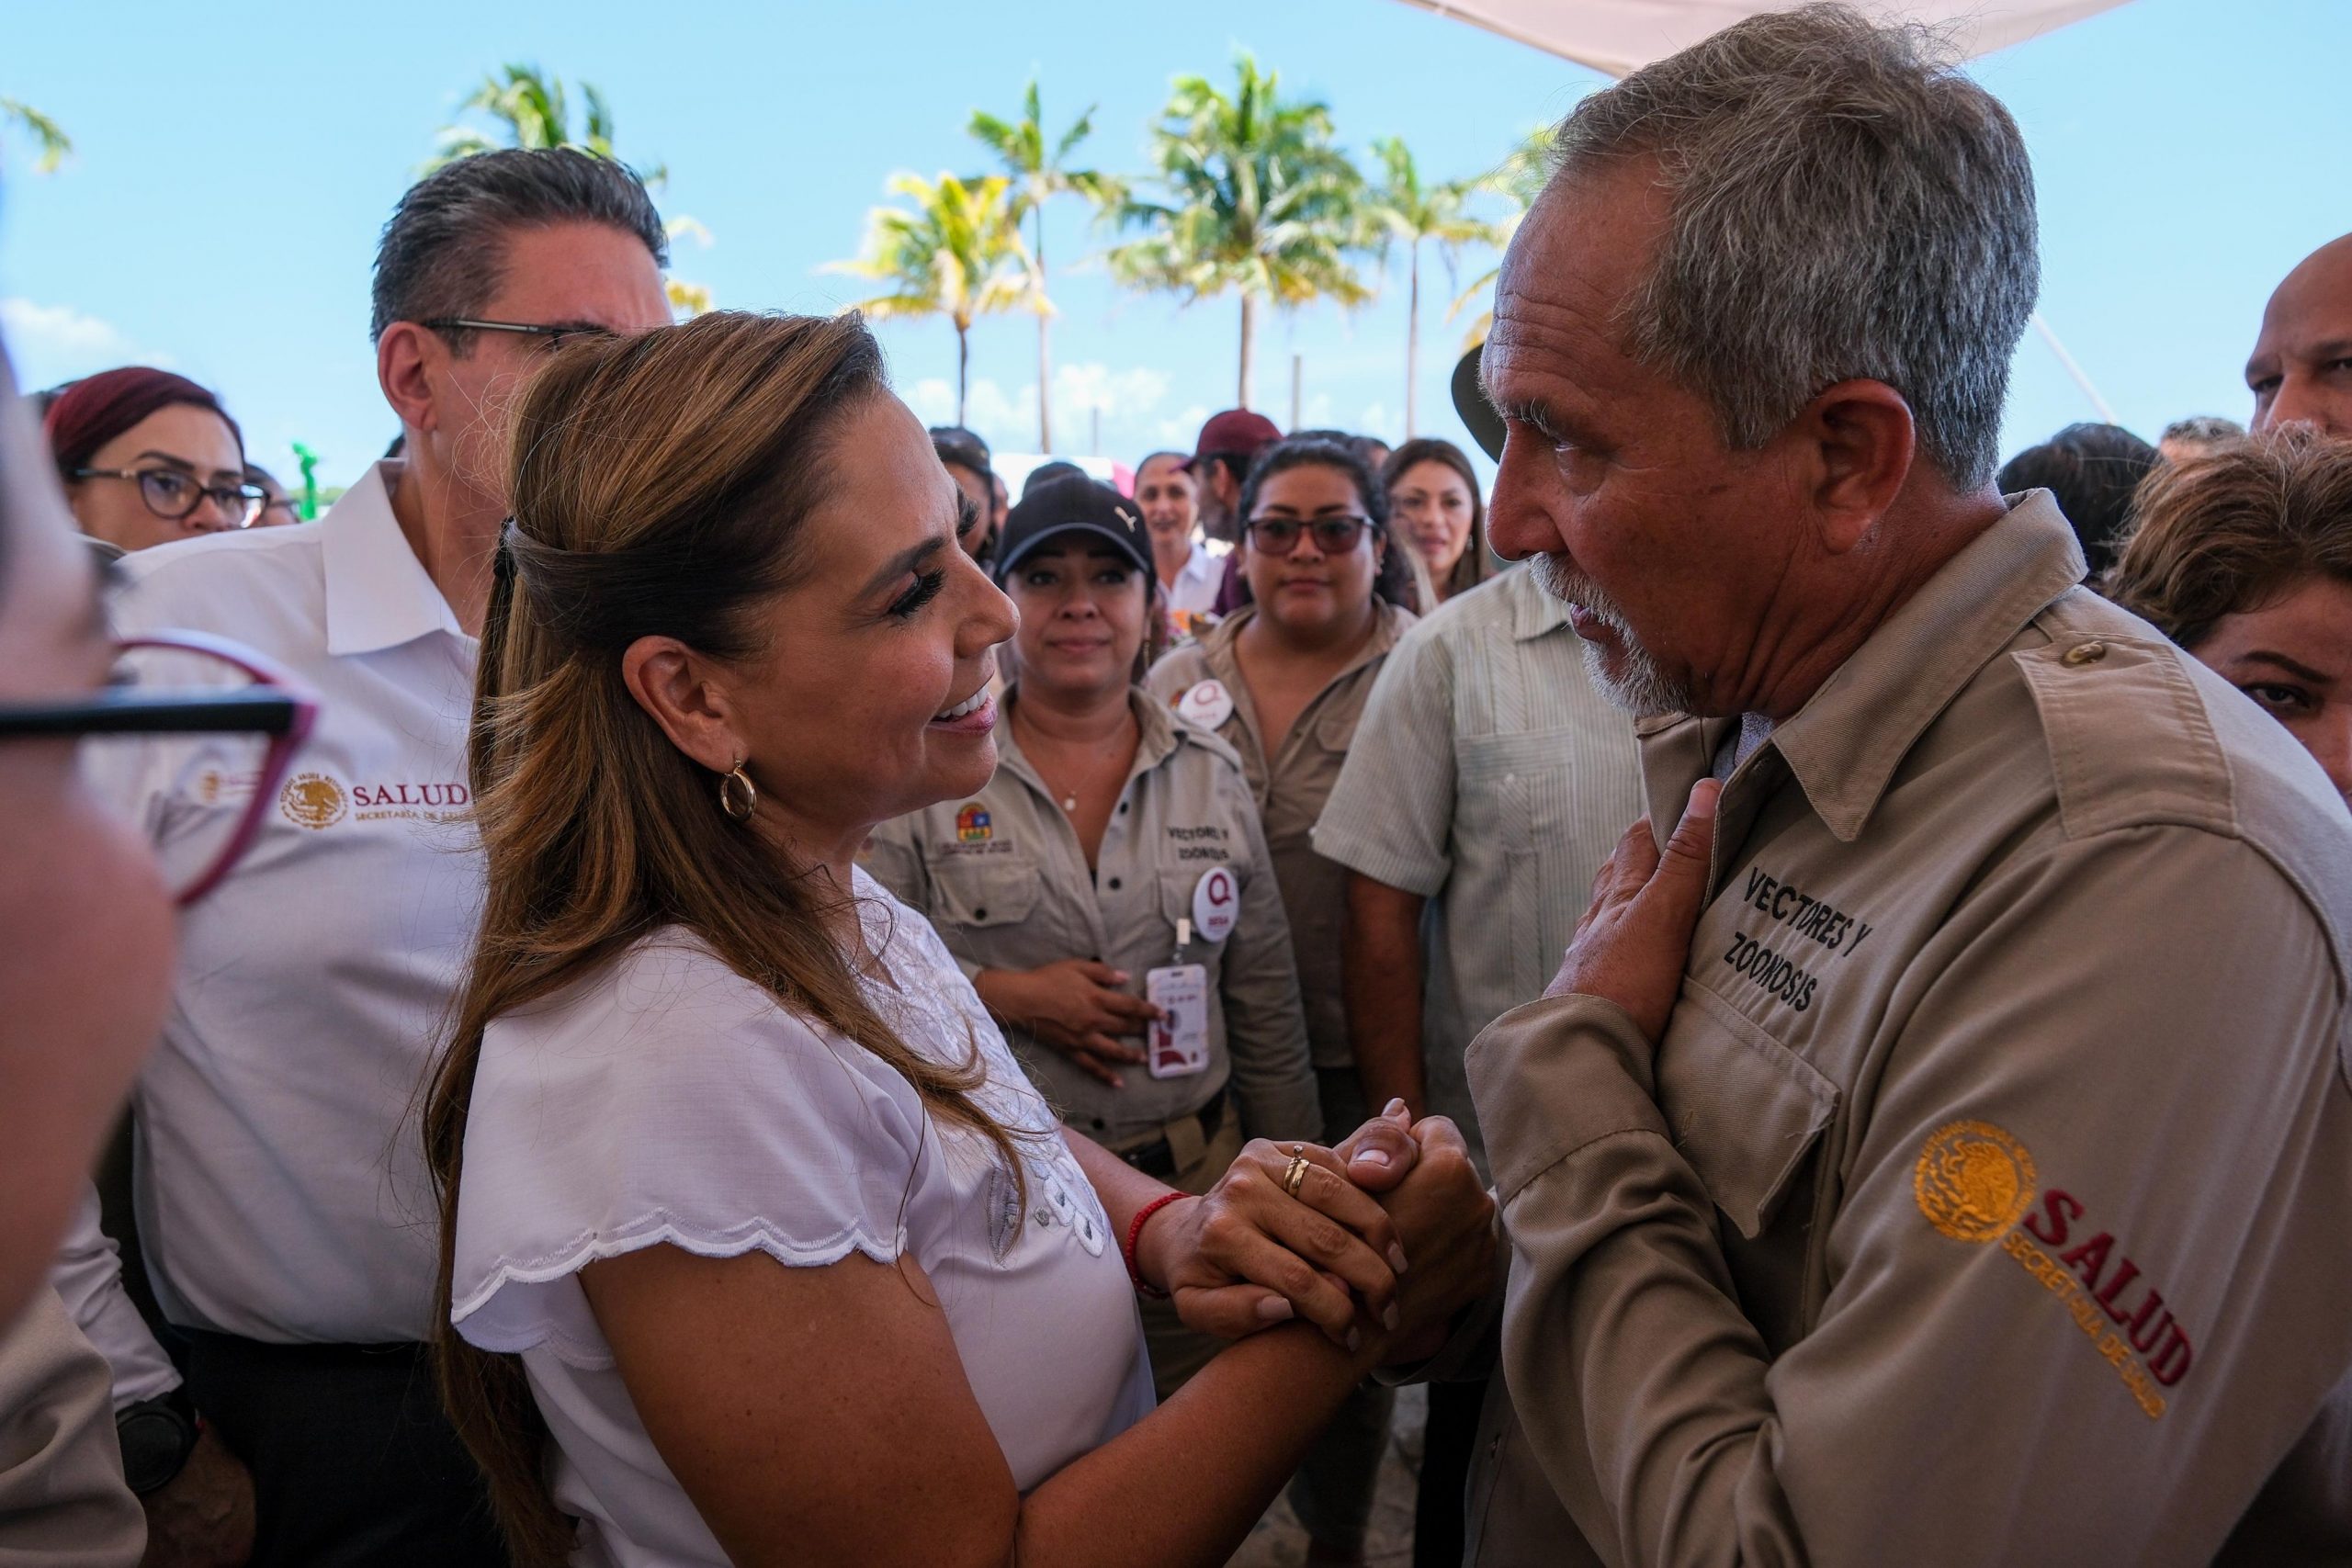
[0,98,71,173]
[1108,56,1371,410]
[429,64,707,313]
[1449,127,1555,345]
[1362,138,1502,436]
[969,81,1122,454]
[826,172,1035,427]
[428,64,654,177]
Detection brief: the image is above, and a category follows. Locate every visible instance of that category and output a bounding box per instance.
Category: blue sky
[4,0,2346,494]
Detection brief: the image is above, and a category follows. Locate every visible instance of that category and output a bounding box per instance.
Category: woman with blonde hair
[2108,425,2352,804]
[424,311,1493,1568]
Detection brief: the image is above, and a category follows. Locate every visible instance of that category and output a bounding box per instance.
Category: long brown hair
[2107,426,2352,649]
[422,311,1027,1564]
[1381,436,1492,604]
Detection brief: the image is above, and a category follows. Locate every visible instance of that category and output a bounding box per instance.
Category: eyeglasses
[0,630,318,907]
[73,468,267,529]
[418,318,616,353]
[1246,516,1374,557]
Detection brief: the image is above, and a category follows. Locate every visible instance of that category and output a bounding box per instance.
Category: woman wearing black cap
[866,474,1323,1399]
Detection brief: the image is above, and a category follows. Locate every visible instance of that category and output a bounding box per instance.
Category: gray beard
[1528,553,1699,719]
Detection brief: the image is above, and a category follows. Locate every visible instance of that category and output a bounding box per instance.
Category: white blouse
[451,870,1156,1567]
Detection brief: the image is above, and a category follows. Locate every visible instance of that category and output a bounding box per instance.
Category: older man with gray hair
[1429,6,2352,1563]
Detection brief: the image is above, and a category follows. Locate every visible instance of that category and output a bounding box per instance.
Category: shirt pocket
[930,855,1041,931]
[1656,981,1838,1241]
[1462,740,1589,1002]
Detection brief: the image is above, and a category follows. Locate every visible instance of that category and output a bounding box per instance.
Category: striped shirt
[1311,564,1643,1172]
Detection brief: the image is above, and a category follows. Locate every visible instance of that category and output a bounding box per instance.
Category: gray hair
[1549,2,2038,489]
[2160,415,2245,447]
[370,147,669,349]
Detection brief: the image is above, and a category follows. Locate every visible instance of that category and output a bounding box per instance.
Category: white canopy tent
[1409,0,2136,437]
[1391,0,2129,77]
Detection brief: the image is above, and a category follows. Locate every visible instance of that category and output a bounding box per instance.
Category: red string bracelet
[1123,1191,1188,1299]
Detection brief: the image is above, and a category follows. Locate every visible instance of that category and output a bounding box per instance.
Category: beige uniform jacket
[1460,492,2352,1566]
[865,687,1319,1151]
[1144,601,1415,1069]
[0,1291,143,1566]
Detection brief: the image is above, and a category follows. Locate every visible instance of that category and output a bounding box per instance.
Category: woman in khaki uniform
[1147,437,1416,1568]
[865,475,1320,1399]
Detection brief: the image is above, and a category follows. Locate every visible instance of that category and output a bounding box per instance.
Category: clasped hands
[1131,1101,1495,1365]
[1125,780,1726,1363]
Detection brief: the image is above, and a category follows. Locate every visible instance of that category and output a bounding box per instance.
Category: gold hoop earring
[718,761,757,822]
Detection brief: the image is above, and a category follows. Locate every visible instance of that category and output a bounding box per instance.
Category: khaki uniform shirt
[1460,492,2352,1565]
[0,1291,143,1566]
[1144,601,1416,1069]
[865,688,1319,1151]
[1314,567,1645,1171]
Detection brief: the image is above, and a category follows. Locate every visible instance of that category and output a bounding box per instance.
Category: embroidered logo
[1917,1120,2188,1419]
[1914,1119,2035,1242]
[956,803,992,844]
[278,772,348,829]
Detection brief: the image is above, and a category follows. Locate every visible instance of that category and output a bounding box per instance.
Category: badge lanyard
[1147,874,1227,1079]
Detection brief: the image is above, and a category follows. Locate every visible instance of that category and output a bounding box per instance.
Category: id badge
[1145,964,1211,1078]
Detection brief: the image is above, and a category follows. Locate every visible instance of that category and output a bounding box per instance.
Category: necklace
[1013,701,1129,817]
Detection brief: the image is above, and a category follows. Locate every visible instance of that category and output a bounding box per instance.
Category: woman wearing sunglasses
[46,367,266,554]
[1146,437,1416,1567]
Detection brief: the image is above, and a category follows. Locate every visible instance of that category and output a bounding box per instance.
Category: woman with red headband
[45,367,264,553]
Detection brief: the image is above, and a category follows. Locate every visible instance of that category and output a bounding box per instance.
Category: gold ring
[1282,1150,1312,1200]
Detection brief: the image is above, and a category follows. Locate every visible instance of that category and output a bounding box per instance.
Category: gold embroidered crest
[1914,1119,2035,1242]
[278,772,347,829]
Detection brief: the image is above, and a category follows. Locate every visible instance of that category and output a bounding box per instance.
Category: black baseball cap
[993,474,1151,582]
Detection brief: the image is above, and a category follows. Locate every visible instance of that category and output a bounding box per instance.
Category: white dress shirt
[84,460,479,1356]
[51,1192,179,1409]
[454,872,1155,1567]
[1311,565,1644,1176]
[1161,534,1228,636]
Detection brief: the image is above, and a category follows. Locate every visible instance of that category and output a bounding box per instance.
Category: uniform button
[2063,640,2108,666]
[1108,876,1122,890]
[973,907,988,919]
[1118,802,1129,815]
[1091,1117,1106,1130]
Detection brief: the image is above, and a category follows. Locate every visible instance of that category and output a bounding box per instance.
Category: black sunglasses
[1245,515,1374,557]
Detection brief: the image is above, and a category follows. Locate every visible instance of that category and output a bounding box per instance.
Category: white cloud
[1056,362,1170,420]
[908,378,959,426]
[0,298,174,383]
[1155,403,1213,446]
[910,362,1175,457]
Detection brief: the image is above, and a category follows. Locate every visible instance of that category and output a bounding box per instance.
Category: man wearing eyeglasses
[60,146,675,1567]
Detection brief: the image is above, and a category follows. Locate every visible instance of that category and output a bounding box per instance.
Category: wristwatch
[115,1386,200,1496]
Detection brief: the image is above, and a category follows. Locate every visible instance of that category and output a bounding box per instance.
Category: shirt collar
[1758,489,2086,841]
[1502,562,1577,641]
[321,460,469,657]
[997,685,1185,797]
[1177,542,1220,585]
[1193,599,1412,689]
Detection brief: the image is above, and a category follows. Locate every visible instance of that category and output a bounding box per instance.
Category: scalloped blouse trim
[453,1210,908,1360]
